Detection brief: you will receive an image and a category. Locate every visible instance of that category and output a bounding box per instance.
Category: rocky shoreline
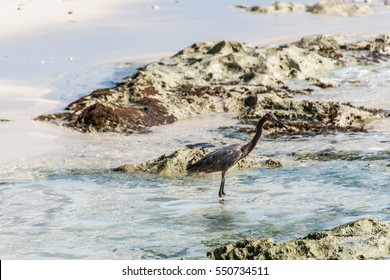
[207,218,390,260]
[51,32,389,208]
[36,34,390,135]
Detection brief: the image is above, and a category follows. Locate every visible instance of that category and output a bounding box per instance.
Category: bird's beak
[274,119,288,129]
[268,112,288,129]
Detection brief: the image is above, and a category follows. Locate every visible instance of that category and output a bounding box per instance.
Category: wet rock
[36,34,389,134]
[208,218,390,260]
[236,2,307,14]
[113,148,211,177]
[292,34,341,59]
[292,149,390,161]
[307,1,373,17]
[341,34,390,63]
[240,95,381,135]
[237,1,373,17]
[113,148,281,177]
[36,87,175,133]
[71,99,175,133]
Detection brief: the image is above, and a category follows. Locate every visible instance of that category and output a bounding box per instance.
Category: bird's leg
[218,171,226,197]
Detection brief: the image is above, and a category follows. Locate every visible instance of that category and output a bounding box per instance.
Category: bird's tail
[186,162,198,173]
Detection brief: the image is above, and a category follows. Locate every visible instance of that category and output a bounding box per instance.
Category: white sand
[0,0,137,164]
[0,0,140,121]
[0,0,132,37]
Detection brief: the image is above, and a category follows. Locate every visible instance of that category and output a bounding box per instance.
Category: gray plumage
[187,112,287,198]
[187,144,242,173]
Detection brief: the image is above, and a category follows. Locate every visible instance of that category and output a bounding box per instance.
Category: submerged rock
[36,34,389,134]
[113,148,281,177]
[208,218,390,260]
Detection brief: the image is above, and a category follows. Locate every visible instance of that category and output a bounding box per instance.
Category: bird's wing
[187,144,243,173]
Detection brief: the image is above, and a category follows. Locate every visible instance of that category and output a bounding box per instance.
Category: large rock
[35,88,175,133]
[240,96,386,135]
[113,148,281,177]
[113,148,211,176]
[208,218,390,260]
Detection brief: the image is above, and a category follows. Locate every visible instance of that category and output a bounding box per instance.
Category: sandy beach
[0,0,133,37]
[0,0,136,163]
[1,0,390,260]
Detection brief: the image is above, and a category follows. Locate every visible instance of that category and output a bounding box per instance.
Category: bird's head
[265,112,288,129]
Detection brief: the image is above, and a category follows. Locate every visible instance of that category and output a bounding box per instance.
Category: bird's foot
[218,191,225,198]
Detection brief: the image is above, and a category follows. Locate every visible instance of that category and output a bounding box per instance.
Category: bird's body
[187,144,242,173]
[186,112,287,197]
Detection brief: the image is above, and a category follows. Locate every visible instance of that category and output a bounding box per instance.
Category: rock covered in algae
[208,218,390,260]
[36,34,389,133]
[113,148,281,177]
[35,88,175,133]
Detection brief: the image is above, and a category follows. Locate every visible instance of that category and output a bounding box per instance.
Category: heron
[186,112,287,198]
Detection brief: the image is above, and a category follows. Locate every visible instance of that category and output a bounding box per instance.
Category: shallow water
[1,115,389,259]
[1,156,389,259]
[1,0,390,259]
[293,57,390,110]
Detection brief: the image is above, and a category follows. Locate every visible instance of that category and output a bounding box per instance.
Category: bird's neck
[240,116,267,158]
